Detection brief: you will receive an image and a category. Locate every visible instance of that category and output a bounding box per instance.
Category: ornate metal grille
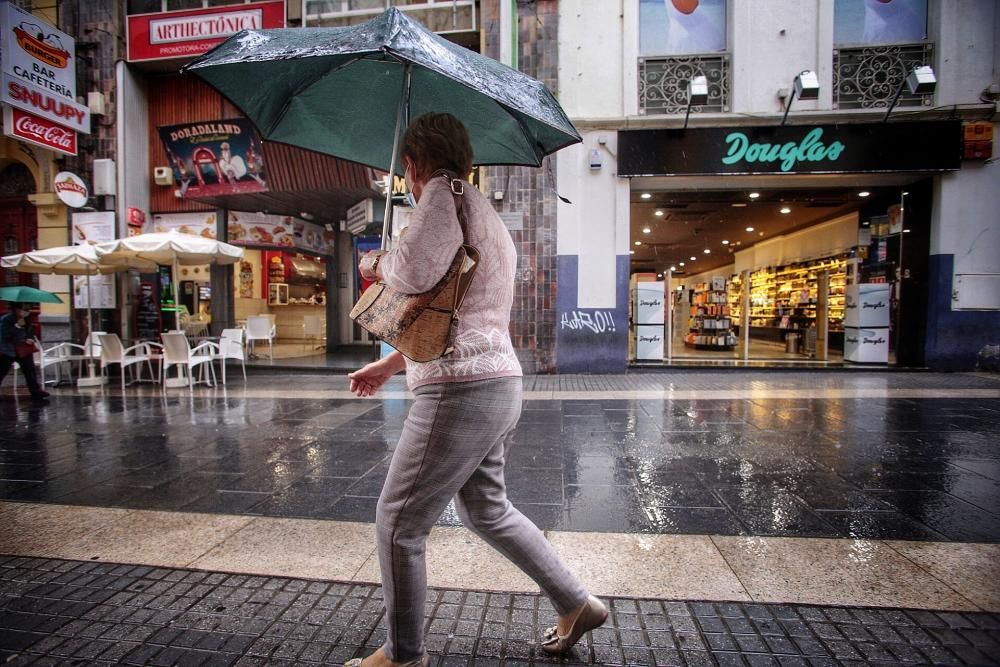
[833,44,934,110]
[638,54,729,115]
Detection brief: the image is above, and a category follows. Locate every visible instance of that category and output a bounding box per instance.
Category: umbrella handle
[381,63,412,251]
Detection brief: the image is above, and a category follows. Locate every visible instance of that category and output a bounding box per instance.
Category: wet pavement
[2,555,999,666]
[0,372,998,542]
[2,371,1000,665]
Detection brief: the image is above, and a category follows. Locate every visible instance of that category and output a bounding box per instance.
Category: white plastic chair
[302,315,325,351]
[38,343,76,385]
[215,328,247,384]
[161,332,217,388]
[245,315,276,359]
[98,333,160,391]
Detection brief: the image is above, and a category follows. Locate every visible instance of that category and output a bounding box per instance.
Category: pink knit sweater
[379,176,522,389]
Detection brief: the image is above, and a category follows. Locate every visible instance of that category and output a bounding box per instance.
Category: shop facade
[553,0,999,373]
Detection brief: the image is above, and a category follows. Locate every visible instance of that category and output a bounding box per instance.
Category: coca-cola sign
[2,105,76,155]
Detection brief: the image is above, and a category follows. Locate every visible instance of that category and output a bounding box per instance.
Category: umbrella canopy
[94,230,244,269]
[0,285,62,304]
[95,230,244,330]
[183,8,581,173]
[2,244,154,276]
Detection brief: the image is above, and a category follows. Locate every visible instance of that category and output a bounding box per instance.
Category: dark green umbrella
[0,285,63,304]
[183,7,581,175]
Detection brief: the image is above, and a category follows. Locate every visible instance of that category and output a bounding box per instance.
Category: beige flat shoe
[540,595,608,654]
[345,646,429,667]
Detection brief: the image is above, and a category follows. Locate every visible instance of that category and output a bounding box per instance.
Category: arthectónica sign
[618,121,961,176]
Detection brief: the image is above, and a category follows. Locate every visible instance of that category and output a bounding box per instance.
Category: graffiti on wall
[560,309,618,334]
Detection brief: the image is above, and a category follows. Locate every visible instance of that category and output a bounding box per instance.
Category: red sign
[127,0,284,62]
[2,105,76,155]
[2,74,90,132]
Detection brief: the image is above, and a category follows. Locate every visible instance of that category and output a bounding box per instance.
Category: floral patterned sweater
[379,175,522,389]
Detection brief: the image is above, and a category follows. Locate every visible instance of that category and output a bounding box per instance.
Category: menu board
[134,280,161,340]
[228,211,335,255]
[71,211,116,309]
[151,211,217,238]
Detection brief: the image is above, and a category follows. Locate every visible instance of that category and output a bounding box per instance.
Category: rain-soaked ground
[1,371,998,542]
[2,371,1000,665]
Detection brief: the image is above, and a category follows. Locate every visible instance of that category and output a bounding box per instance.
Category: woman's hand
[349,360,394,397]
[358,250,386,282]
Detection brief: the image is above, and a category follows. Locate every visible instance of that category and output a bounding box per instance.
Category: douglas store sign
[127,0,284,62]
[619,121,962,176]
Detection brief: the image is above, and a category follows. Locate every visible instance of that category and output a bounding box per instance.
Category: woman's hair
[400,113,473,178]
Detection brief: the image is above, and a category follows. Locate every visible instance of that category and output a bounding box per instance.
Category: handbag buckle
[449,178,464,196]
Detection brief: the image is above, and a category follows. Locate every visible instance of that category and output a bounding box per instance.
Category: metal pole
[741,269,750,362]
[666,269,673,363]
[781,89,797,126]
[381,63,412,251]
[895,190,906,365]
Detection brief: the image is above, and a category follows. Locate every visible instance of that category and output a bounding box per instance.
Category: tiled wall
[481,0,560,374]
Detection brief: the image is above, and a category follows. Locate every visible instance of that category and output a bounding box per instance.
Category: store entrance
[629,183,922,366]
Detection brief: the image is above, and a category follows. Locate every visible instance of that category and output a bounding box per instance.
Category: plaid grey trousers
[376,377,588,662]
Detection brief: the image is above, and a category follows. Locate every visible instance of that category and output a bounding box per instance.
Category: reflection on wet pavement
[0,374,998,542]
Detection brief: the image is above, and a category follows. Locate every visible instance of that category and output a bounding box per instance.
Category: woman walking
[348,113,606,667]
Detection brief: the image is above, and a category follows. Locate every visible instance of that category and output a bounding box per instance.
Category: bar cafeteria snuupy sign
[0,2,89,135]
[127,0,285,62]
[618,121,962,176]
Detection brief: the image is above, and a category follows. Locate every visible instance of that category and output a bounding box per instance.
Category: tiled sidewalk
[2,556,999,666]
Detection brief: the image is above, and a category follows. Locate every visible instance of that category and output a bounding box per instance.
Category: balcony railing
[833,43,934,110]
[638,54,730,115]
[305,0,476,33]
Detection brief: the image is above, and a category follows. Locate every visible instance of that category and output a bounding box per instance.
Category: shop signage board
[2,104,75,155]
[844,284,890,328]
[158,119,267,198]
[0,3,89,136]
[618,121,962,176]
[127,0,285,62]
[229,211,336,255]
[844,327,889,364]
[71,211,116,309]
[54,171,87,208]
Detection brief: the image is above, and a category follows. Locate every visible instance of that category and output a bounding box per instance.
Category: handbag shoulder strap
[430,169,469,244]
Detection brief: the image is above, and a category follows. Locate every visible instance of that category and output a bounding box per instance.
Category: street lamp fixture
[683,75,709,129]
[781,70,819,126]
[884,65,936,123]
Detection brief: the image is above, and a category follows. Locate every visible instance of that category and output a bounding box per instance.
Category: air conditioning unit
[93,158,116,195]
[153,166,173,186]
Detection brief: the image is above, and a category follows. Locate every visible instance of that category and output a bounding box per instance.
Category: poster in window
[158,118,267,198]
[71,211,116,309]
[834,0,927,45]
[639,0,726,56]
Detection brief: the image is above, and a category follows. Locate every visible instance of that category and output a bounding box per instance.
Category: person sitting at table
[0,302,49,402]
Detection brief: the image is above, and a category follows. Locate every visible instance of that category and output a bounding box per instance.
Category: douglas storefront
[617,120,962,368]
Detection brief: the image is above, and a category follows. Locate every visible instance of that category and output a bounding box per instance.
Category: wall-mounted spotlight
[683,75,709,130]
[781,70,819,126]
[884,65,936,123]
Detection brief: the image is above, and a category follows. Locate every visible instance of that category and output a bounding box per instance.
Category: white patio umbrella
[95,230,244,331]
[1,244,156,386]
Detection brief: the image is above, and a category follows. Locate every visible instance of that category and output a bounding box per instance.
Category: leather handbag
[350,172,479,363]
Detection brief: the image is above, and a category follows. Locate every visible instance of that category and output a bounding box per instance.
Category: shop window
[637,0,729,116]
[832,0,933,111]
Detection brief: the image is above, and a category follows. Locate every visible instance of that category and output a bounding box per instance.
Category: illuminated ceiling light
[759,231,765,236]
[642,227,651,234]
[731,202,747,208]
[748,192,760,200]
[858,191,871,198]
[640,192,652,199]
[745,226,755,232]
[780,206,791,214]
[634,240,642,246]
[903,191,909,195]
[679,261,685,266]
[721,240,729,245]
[703,248,711,254]
[903,228,912,233]
[654,210,664,217]
[689,256,697,261]
[629,249,635,254]
[669,265,677,271]
[657,273,663,278]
